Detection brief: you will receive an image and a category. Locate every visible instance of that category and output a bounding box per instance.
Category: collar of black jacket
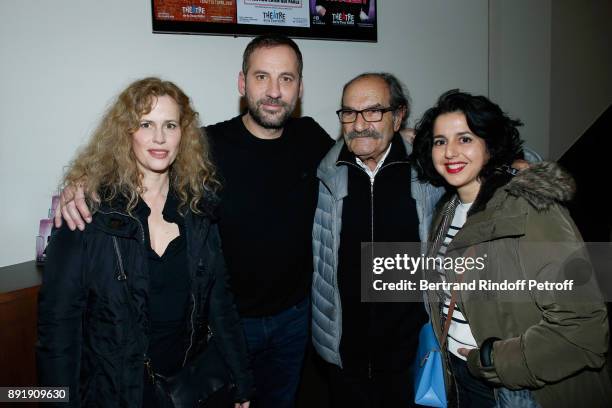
[336,132,410,167]
[93,196,143,239]
[91,188,219,239]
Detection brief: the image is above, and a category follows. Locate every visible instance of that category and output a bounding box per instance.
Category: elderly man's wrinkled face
[341,76,402,169]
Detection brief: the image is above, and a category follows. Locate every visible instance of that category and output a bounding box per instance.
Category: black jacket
[37,198,253,406]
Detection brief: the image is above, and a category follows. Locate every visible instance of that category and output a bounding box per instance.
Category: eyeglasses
[336,107,396,124]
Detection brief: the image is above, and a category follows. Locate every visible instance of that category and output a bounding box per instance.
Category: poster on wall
[152,0,377,41]
[310,0,375,30]
[237,0,310,28]
[153,0,237,24]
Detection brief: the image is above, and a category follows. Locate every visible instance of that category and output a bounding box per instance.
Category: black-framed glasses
[336,107,396,124]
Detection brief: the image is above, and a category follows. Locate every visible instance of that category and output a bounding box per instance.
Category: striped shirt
[437,201,478,360]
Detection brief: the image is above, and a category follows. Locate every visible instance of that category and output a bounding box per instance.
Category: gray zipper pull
[112,237,127,281]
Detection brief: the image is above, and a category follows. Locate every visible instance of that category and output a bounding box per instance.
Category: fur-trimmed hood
[442,161,578,248]
[505,161,575,211]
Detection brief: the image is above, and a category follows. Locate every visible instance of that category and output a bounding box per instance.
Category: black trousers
[448,353,496,408]
[328,363,420,408]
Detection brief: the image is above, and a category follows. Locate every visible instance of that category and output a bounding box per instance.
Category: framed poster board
[152,0,377,42]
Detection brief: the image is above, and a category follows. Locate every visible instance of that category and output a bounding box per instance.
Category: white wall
[489,0,551,159]
[0,0,489,267]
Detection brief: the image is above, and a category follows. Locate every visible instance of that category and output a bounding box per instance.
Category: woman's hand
[235,402,250,408]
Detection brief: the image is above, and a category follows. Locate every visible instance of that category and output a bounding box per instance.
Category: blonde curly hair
[63,77,219,214]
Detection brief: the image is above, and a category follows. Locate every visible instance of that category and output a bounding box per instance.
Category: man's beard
[345,129,384,141]
[247,96,295,130]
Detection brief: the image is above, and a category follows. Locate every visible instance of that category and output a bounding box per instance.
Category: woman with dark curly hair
[413,90,611,408]
[37,77,253,407]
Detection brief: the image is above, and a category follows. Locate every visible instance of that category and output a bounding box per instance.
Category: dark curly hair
[412,89,524,188]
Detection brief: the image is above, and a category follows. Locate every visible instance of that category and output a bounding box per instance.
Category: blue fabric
[241,297,310,408]
[496,388,541,408]
[414,323,447,408]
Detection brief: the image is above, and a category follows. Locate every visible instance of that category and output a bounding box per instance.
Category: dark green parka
[428,162,612,408]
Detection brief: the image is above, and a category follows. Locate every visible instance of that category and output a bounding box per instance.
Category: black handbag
[112,237,234,407]
[148,333,234,407]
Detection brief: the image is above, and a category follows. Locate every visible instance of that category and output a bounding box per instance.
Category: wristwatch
[480,337,500,367]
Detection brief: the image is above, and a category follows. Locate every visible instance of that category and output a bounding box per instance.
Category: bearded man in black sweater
[205,35,333,408]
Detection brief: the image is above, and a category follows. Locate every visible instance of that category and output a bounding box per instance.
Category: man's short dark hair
[242,34,303,77]
[412,89,524,186]
[341,72,411,129]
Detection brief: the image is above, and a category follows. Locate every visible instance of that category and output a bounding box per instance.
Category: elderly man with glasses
[311,72,444,407]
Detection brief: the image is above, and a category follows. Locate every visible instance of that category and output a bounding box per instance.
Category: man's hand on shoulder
[400,128,415,144]
[54,183,93,231]
[511,159,530,171]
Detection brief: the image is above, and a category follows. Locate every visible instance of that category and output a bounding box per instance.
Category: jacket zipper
[112,238,127,281]
[331,194,344,369]
[183,293,197,366]
[338,159,410,379]
[368,160,408,380]
[369,174,374,380]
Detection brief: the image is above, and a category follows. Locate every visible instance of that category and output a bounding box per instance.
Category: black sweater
[206,115,333,317]
[337,135,427,373]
